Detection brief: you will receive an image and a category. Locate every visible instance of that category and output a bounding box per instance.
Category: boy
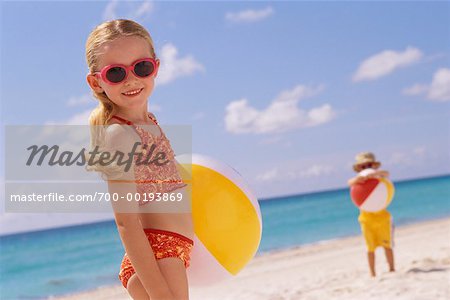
[348,152,395,277]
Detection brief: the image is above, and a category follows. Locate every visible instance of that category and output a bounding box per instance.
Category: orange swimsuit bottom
[118,228,194,289]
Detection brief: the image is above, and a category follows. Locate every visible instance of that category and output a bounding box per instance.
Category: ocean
[1,175,449,299]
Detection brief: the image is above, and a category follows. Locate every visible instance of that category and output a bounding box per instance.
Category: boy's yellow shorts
[358,209,394,252]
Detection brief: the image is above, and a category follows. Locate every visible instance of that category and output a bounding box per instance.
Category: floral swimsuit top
[111,113,187,206]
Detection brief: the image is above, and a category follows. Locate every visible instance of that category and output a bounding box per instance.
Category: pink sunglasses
[94,58,158,85]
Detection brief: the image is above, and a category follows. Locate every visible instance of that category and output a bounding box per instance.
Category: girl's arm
[106,125,174,299]
[110,185,174,299]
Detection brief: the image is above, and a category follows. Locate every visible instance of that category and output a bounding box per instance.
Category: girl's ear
[154,59,160,77]
[86,74,105,94]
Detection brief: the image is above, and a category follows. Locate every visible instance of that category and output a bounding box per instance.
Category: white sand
[51,218,450,300]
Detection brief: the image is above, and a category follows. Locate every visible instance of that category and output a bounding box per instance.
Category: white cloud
[413,146,426,157]
[388,152,413,166]
[256,164,333,182]
[402,84,428,96]
[0,176,4,214]
[156,43,204,85]
[62,110,93,125]
[148,103,162,112]
[225,6,274,23]
[259,136,283,145]
[50,108,164,125]
[103,0,118,21]
[67,94,95,107]
[133,0,154,19]
[192,112,205,120]
[102,0,154,21]
[50,104,161,126]
[225,84,336,134]
[306,105,335,127]
[428,68,450,101]
[402,68,450,102]
[387,146,428,166]
[353,47,423,82]
[256,168,279,182]
[299,164,333,178]
[46,109,92,125]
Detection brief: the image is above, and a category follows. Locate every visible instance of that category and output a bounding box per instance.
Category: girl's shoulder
[105,119,139,152]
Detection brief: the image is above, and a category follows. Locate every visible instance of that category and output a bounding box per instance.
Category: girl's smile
[122,87,144,97]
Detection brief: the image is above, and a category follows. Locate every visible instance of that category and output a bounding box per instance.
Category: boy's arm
[367,170,390,179]
[348,170,389,186]
[348,175,364,186]
[377,170,389,178]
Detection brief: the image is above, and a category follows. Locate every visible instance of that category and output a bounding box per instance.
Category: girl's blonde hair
[86,18,156,127]
[85,19,156,178]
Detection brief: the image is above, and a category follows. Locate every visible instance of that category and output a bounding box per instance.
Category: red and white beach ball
[350,169,395,212]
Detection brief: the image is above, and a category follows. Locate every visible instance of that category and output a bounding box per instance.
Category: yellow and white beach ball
[350,169,395,212]
[176,154,262,286]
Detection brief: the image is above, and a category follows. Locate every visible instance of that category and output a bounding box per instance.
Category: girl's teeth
[124,89,141,95]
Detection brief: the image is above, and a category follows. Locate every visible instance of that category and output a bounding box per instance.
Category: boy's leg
[367,251,376,277]
[384,247,395,272]
[360,221,376,276]
[381,213,395,272]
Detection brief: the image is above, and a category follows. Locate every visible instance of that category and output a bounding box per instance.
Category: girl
[85,19,194,300]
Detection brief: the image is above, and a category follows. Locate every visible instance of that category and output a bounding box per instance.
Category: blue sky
[1,1,449,234]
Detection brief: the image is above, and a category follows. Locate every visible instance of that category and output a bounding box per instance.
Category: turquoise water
[1,175,449,299]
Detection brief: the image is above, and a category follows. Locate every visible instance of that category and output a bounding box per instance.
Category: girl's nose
[124,71,140,86]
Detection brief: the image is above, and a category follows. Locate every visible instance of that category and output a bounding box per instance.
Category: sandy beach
[52,218,450,300]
